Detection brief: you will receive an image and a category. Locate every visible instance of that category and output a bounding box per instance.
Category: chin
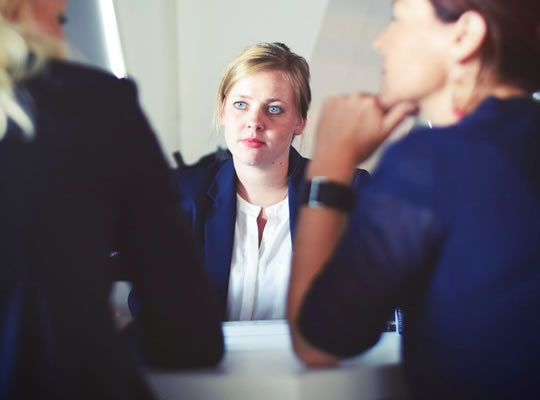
[378,88,418,112]
[377,83,398,107]
[234,153,263,167]
[377,91,399,110]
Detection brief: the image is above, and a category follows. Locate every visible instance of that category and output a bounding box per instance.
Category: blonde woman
[172,43,368,320]
[0,1,222,399]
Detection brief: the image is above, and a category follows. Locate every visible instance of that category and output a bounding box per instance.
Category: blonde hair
[214,42,311,133]
[0,0,67,140]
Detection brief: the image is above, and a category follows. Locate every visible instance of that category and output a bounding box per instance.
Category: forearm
[287,159,357,366]
[287,94,414,365]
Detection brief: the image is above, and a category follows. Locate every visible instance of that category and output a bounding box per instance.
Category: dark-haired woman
[288,0,540,398]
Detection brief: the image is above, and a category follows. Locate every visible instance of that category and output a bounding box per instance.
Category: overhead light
[97,0,126,78]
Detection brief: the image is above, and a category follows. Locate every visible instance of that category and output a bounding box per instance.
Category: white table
[148,320,409,400]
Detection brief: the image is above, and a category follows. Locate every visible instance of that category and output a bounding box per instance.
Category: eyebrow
[232,95,286,103]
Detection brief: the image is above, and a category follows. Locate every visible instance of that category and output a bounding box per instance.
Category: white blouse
[226,194,292,320]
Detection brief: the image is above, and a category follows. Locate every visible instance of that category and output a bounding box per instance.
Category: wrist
[300,176,356,212]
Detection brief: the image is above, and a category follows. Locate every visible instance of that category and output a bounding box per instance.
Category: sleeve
[111,79,223,368]
[298,134,444,357]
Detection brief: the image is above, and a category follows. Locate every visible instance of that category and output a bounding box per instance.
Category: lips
[241,138,264,148]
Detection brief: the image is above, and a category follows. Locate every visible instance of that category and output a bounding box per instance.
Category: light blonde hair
[214,42,311,133]
[0,0,66,139]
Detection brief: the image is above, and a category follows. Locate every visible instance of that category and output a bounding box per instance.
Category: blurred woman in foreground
[288,0,540,398]
[0,1,222,399]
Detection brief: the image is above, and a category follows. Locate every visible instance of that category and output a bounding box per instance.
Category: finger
[381,101,418,134]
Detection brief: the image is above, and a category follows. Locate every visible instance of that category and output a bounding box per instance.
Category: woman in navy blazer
[176,145,368,320]
[288,0,540,398]
[0,1,223,399]
[173,43,369,320]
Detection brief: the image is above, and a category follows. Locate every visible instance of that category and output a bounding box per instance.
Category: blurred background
[65,0,410,173]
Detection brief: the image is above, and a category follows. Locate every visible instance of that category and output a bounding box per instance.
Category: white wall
[113,0,181,165]
[64,1,109,70]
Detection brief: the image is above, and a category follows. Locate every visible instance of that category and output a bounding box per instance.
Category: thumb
[381,101,417,134]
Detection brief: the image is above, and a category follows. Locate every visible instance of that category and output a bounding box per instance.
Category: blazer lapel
[204,160,237,319]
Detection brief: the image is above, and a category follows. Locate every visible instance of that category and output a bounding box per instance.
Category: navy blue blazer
[298,96,540,399]
[0,61,223,400]
[174,147,370,319]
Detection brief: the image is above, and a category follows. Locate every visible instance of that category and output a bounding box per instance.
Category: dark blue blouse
[298,96,540,399]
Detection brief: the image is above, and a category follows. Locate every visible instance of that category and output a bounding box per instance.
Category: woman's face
[30,0,67,39]
[221,69,305,169]
[374,0,453,109]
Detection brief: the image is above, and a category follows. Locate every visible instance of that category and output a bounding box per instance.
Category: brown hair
[429,0,540,92]
[214,42,311,131]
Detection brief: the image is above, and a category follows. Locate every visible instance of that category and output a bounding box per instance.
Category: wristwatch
[300,176,355,212]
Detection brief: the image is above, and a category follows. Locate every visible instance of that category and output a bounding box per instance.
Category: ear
[219,98,227,122]
[293,118,306,136]
[450,10,488,63]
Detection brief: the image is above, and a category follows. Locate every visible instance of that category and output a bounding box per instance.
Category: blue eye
[268,105,283,115]
[233,101,247,110]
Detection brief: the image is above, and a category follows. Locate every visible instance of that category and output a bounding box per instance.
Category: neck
[418,84,457,126]
[234,158,289,207]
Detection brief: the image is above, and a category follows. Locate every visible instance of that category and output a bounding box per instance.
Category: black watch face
[302,179,355,211]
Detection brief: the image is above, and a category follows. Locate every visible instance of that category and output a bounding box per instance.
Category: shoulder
[23,61,168,181]
[24,60,138,113]
[48,60,135,94]
[174,159,232,200]
[362,125,453,208]
[289,146,309,176]
[25,60,152,143]
[378,125,443,168]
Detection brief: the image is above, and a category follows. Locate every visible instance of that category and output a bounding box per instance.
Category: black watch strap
[300,176,355,212]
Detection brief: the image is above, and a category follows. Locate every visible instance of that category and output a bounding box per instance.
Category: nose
[247,107,265,132]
